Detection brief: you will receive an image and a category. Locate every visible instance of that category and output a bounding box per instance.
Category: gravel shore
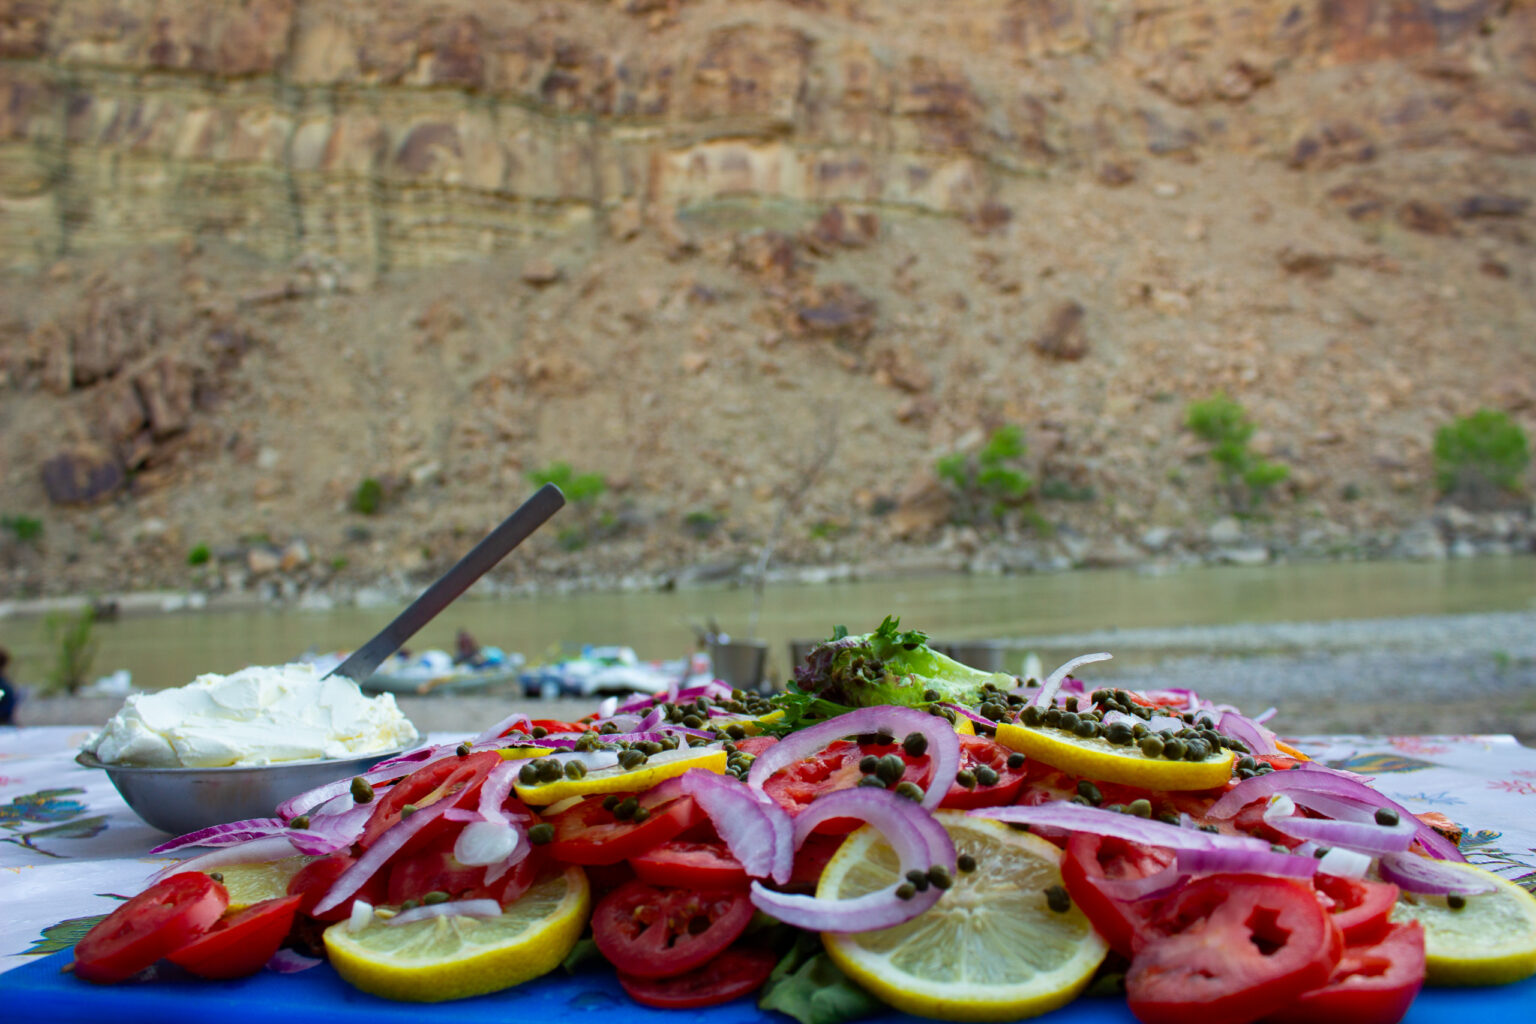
[15,611,1535,745]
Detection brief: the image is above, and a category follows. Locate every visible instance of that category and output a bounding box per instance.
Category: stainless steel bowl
[76,748,406,836]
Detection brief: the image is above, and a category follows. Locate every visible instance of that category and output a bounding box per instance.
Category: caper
[955,769,978,789]
[400,899,420,911]
[1127,798,1152,818]
[1058,712,1079,731]
[974,765,999,787]
[1076,780,1102,806]
[1044,885,1072,913]
[1162,738,1187,760]
[564,760,588,780]
[289,814,310,830]
[530,726,548,739]
[632,806,650,823]
[1006,752,1026,770]
[209,872,224,882]
[894,781,925,802]
[1138,735,1165,758]
[1374,807,1400,827]
[1021,705,1045,727]
[903,732,929,757]
[422,890,449,905]
[956,853,978,873]
[400,803,418,818]
[456,742,472,757]
[1043,707,1062,726]
[895,883,917,901]
[857,774,887,788]
[528,823,555,845]
[602,794,621,811]
[922,689,941,702]
[858,754,880,774]
[351,776,375,803]
[1074,719,1099,739]
[927,866,953,890]
[1104,722,1135,746]
[1447,894,1467,910]
[1183,740,1208,762]
[877,754,906,785]
[1065,697,1079,712]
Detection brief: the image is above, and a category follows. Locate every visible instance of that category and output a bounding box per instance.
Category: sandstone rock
[518,351,593,397]
[1096,162,1136,187]
[792,283,877,345]
[1032,301,1088,361]
[40,447,125,506]
[1397,200,1458,236]
[871,344,931,393]
[609,199,643,241]
[73,294,154,387]
[247,547,282,575]
[280,539,312,572]
[1217,545,1270,566]
[887,470,952,539]
[521,259,562,286]
[968,202,1012,235]
[1278,248,1335,279]
[895,395,937,425]
[680,351,709,374]
[805,205,878,251]
[1207,516,1244,546]
[1455,194,1530,219]
[1083,535,1143,569]
[93,380,148,444]
[133,355,195,439]
[1139,526,1175,552]
[733,230,799,284]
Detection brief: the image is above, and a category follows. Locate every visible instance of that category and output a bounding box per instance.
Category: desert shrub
[936,424,1035,524]
[526,462,607,504]
[2,514,42,544]
[350,477,384,515]
[1434,409,1529,505]
[1185,394,1289,511]
[44,605,98,695]
[683,509,722,540]
[186,543,211,566]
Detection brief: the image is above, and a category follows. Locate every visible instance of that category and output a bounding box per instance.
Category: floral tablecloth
[4,725,1536,976]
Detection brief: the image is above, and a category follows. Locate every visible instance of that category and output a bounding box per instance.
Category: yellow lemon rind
[1390,861,1536,987]
[512,748,728,806]
[994,721,1235,791]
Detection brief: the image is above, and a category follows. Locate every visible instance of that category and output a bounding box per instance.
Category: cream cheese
[84,662,419,768]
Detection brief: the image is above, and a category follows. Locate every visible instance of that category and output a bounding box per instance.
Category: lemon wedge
[995,721,1234,791]
[820,810,1108,1021]
[323,866,590,1001]
[1390,861,1536,986]
[512,746,728,806]
[206,855,313,909]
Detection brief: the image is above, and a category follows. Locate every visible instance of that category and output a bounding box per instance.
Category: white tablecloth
[5,725,1536,974]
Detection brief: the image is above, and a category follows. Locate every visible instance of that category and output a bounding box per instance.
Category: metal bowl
[76,748,406,836]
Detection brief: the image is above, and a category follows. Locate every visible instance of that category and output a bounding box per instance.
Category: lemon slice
[512,746,728,806]
[995,721,1234,791]
[820,810,1108,1021]
[1389,861,1536,986]
[323,866,590,1001]
[207,855,314,909]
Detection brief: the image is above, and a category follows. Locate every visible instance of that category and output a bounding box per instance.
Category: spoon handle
[325,483,566,685]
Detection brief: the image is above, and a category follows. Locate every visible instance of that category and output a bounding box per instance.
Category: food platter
[7,949,1535,1024]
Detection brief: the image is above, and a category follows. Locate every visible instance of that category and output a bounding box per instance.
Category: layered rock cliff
[0,1,1533,601]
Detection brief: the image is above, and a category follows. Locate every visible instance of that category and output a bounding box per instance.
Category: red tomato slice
[631,838,750,890]
[386,827,488,905]
[734,735,779,757]
[618,946,779,1008]
[167,895,302,980]
[545,790,705,866]
[509,718,591,736]
[760,739,926,833]
[1127,873,1343,1024]
[591,880,755,979]
[1059,832,1178,958]
[1264,921,1425,1024]
[1313,874,1400,945]
[938,735,1029,809]
[73,872,229,984]
[358,751,504,851]
[287,852,387,922]
[787,832,846,891]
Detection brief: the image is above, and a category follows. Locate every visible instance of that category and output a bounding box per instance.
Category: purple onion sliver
[1175,845,1318,879]
[149,835,301,883]
[970,802,1271,853]
[266,949,323,974]
[151,818,287,853]
[473,711,531,746]
[1378,852,1497,895]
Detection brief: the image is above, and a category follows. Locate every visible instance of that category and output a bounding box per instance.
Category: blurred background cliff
[1,0,1533,604]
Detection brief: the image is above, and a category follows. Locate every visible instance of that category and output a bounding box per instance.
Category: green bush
[186,543,211,566]
[44,605,98,695]
[683,509,721,540]
[2,514,42,544]
[350,477,384,515]
[936,424,1036,524]
[1434,409,1529,504]
[527,462,607,504]
[1185,394,1289,511]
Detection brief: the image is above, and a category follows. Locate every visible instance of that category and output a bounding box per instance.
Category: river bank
[14,610,1534,745]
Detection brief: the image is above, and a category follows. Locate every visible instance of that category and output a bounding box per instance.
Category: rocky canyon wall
[1,0,1532,272]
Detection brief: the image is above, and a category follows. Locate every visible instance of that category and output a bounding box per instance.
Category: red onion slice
[746,707,959,811]
[151,818,287,853]
[474,712,531,746]
[1095,861,1186,901]
[385,899,501,926]
[1026,653,1113,708]
[1216,710,1281,756]
[1206,763,1465,862]
[1174,845,1318,879]
[939,703,995,728]
[148,835,301,882]
[749,788,954,933]
[1379,852,1497,896]
[266,949,323,974]
[1261,801,1416,855]
[453,820,522,867]
[969,802,1272,853]
[313,798,453,915]
[679,769,794,884]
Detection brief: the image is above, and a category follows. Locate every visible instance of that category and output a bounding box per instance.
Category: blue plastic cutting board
[3,951,1533,1024]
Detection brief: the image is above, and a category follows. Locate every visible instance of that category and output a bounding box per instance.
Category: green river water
[2,557,1533,694]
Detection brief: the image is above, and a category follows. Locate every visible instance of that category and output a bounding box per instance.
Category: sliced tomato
[734,735,779,757]
[545,789,705,866]
[358,750,504,852]
[1265,921,1425,1024]
[1313,874,1400,945]
[760,739,926,833]
[938,735,1029,809]
[508,718,591,736]
[631,838,749,890]
[73,872,229,984]
[787,832,846,891]
[385,827,488,904]
[287,851,387,922]
[167,895,302,979]
[591,880,755,979]
[1127,873,1342,1024]
[618,946,779,1008]
[470,851,542,905]
[1059,832,1178,958]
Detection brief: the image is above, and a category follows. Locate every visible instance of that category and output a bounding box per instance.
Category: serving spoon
[324,483,566,685]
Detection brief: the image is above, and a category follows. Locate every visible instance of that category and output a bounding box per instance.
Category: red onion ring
[265,949,323,974]
[1174,845,1318,879]
[1025,653,1113,707]
[1094,861,1186,901]
[1378,852,1497,896]
[749,788,954,933]
[149,835,301,882]
[150,818,287,853]
[968,802,1273,853]
[453,820,523,867]
[473,712,531,746]
[745,707,959,811]
[313,798,454,915]
[1216,709,1281,756]
[1262,801,1415,855]
[1206,764,1465,862]
[678,769,794,884]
